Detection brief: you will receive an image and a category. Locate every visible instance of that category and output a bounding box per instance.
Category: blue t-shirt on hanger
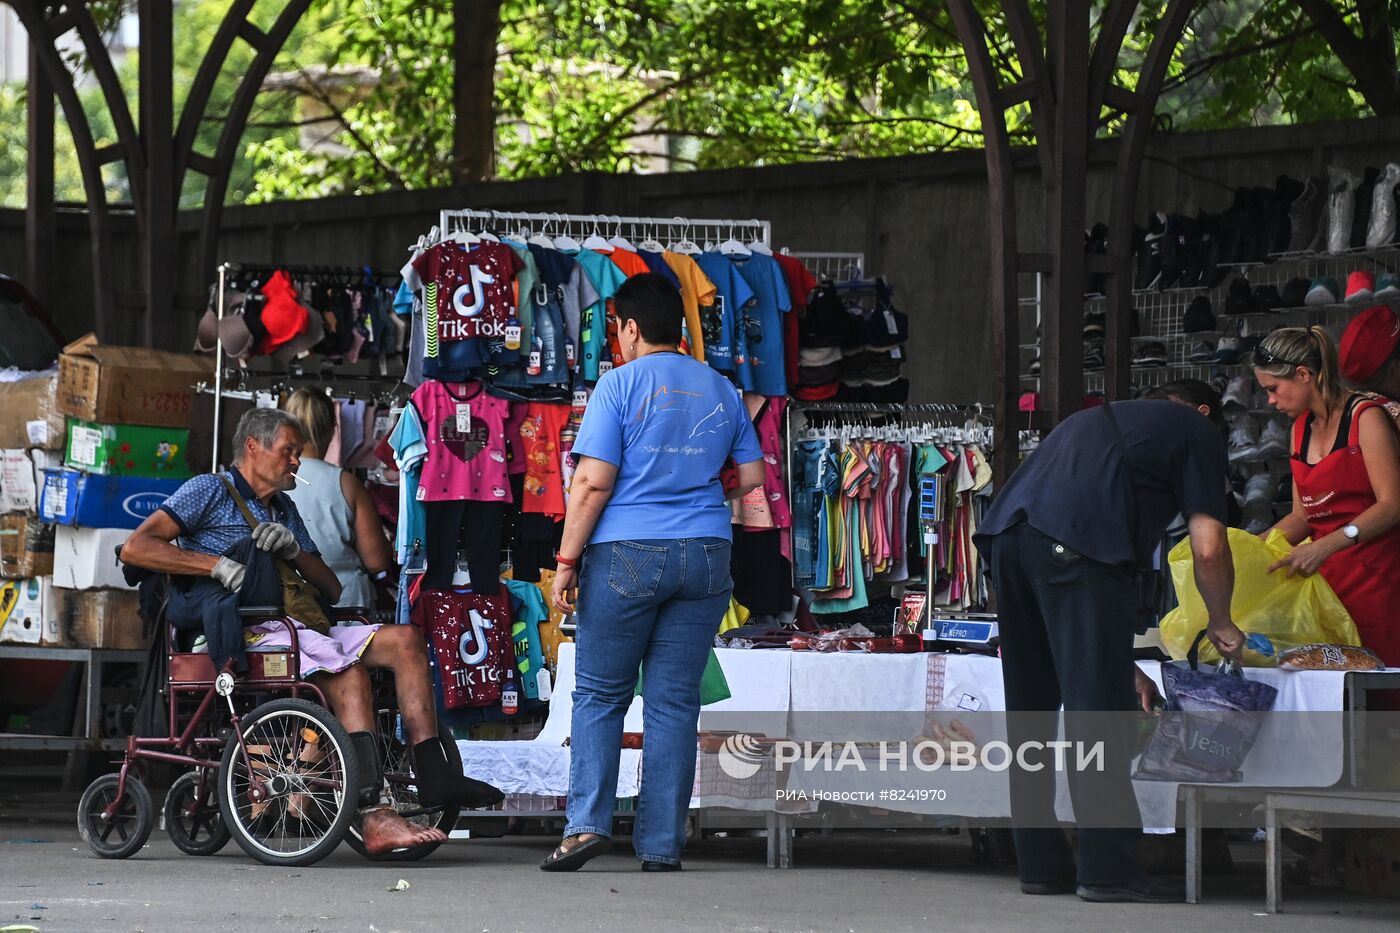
[728,253,792,397]
[694,253,756,374]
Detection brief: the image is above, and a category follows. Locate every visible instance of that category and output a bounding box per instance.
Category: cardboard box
[64,418,193,479]
[0,371,64,450]
[1346,829,1400,899]
[0,513,55,579]
[38,468,183,529]
[1,447,59,512]
[55,334,213,429]
[52,526,133,590]
[0,577,53,645]
[53,587,147,649]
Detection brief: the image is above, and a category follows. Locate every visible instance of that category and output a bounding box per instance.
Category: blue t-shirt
[729,253,792,397]
[161,468,320,559]
[570,352,762,544]
[693,254,756,374]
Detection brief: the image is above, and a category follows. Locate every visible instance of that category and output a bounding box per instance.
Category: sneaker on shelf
[1083,310,1106,339]
[1222,375,1254,411]
[1083,341,1106,371]
[1253,284,1283,313]
[1229,419,1261,462]
[1215,336,1245,364]
[1028,357,1041,376]
[1225,277,1253,315]
[1280,277,1310,309]
[1244,472,1279,509]
[1305,276,1341,306]
[1376,273,1400,301]
[1183,296,1216,333]
[1256,419,1291,459]
[1346,269,1376,304]
[1187,341,1217,363]
[1132,341,1168,367]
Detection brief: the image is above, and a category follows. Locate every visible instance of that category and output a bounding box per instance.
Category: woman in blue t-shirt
[540,274,764,873]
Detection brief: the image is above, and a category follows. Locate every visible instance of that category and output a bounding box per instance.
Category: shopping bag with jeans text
[1134,629,1279,783]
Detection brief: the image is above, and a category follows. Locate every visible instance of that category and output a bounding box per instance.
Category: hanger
[671,219,702,256]
[581,215,613,253]
[527,214,555,250]
[717,222,753,258]
[638,219,664,253]
[746,219,773,256]
[552,213,582,252]
[608,215,637,253]
[450,217,480,247]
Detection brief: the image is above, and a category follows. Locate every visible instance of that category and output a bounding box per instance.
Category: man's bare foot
[360,806,448,855]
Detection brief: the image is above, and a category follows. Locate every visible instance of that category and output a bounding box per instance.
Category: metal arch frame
[8,0,120,334]
[175,0,315,285]
[947,0,1199,480]
[13,0,315,343]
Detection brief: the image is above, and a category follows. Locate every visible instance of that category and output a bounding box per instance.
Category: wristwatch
[1342,524,1361,544]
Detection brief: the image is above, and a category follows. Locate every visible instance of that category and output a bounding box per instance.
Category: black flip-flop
[540,835,612,872]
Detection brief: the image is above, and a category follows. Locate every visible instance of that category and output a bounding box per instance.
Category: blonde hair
[282,388,336,457]
[1253,325,1346,412]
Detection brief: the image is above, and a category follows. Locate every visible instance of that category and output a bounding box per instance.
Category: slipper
[539,835,611,872]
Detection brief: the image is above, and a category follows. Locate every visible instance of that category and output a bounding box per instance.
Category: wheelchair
[77,600,462,867]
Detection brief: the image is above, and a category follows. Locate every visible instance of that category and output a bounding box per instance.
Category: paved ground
[3,781,1399,932]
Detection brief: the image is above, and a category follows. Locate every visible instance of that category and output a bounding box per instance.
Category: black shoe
[641,860,682,872]
[1076,876,1185,904]
[1021,880,1075,895]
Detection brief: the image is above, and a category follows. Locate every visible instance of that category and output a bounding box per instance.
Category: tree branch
[1295,0,1400,114]
[288,68,407,187]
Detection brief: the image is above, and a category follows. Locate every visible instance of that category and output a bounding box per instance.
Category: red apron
[1290,399,1400,665]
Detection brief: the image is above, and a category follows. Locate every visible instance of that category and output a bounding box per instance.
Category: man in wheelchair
[122,408,504,855]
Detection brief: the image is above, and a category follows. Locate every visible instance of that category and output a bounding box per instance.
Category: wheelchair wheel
[219,698,357,867]
[344,714,460,861]
[164,770,231,856]
[78,773,154,859]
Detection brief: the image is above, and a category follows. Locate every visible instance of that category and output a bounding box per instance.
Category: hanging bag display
[1134,629,1279,782]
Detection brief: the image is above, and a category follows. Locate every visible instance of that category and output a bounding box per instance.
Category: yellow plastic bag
[1159,528,1359,666]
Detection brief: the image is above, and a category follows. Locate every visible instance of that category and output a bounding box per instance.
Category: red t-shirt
[411,241,524,343]
[415,587,516,709]
[774,254,818,388]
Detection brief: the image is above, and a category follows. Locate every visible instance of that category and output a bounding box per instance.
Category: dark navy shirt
[975,400,1228,566]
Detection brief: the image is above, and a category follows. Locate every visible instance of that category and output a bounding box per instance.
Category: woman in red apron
[1253,326,1400,665]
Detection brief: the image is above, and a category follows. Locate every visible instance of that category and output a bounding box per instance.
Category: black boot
[412,737,505,809]
[349,731,383,808]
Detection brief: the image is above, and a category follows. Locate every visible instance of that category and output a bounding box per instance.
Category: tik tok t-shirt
[410,380,513,503]
[414,588,516,709]
[410,240,524,343]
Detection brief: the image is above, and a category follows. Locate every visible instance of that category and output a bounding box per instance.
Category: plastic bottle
[501,669,519,715]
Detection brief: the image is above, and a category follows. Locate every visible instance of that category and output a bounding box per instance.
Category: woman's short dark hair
[1142,378,1226,432]
[613,273,683,346]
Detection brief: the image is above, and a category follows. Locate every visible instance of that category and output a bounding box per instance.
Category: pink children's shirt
[410,380,514,503]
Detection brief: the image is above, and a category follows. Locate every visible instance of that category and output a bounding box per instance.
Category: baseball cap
[1339,305,1400,384]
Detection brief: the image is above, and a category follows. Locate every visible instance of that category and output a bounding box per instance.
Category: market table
[0,644,147,752]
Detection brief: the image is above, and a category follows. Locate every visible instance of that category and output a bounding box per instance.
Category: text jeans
[565,537,732,864]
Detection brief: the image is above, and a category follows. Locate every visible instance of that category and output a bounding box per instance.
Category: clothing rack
[794,402,992,415]
[220,261,396,281]
[438,209,772,248]
[785,251,865,282]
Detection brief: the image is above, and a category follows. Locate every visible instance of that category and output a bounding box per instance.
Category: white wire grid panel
[786,251,866,282]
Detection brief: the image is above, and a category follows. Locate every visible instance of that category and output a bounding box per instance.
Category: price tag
[565,342,576,367]
[504,321,522,351]
[527,349,542,375]
[536,668,553,701]
[890,345,903,360]
[599,359,613,375]
[572,388,589,409]
[884,308,897,333]
[455,402,471,433]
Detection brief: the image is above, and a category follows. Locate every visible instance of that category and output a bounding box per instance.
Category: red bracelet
[556,555,579,568]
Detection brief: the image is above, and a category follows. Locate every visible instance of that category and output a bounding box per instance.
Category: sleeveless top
[285,457,373,609]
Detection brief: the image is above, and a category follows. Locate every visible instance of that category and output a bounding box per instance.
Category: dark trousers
[986,523,1143,886]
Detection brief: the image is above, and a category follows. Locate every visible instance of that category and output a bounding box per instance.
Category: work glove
[252,521,300,560]
[212,556,246,593]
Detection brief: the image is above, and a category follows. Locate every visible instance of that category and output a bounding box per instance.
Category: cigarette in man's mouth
[293,472,310,485]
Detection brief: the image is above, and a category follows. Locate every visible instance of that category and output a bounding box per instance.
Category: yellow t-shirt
[662,251,718,363]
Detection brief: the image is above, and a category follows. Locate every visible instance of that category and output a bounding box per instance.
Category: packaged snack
[1277,643,1384,672]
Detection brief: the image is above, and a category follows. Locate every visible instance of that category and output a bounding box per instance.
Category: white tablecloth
[458,645,1399,827]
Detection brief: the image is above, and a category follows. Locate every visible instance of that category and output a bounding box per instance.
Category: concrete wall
[4,114,1400,405]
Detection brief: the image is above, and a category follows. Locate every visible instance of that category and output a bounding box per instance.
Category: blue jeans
[791,440,826,587]
[565,537,732,864]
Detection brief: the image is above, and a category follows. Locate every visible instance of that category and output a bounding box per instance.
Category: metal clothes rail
[439,209,771,247]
